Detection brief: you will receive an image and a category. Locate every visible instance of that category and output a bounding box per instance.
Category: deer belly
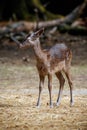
[50,60,65,74]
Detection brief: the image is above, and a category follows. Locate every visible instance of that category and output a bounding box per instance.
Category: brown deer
[12,28,73,108]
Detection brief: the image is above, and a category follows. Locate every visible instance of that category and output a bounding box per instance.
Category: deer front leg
[48,74,53,108]
[37,75,45,108]
[56,72,65,106]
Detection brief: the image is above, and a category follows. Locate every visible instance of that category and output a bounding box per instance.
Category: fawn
[13,28,74,108]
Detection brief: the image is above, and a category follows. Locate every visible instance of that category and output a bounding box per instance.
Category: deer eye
[30,34,36,40]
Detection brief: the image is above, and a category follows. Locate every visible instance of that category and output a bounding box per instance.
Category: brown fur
[21,29,74,108]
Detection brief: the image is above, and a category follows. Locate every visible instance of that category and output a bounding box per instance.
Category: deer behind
[19,28,73,108]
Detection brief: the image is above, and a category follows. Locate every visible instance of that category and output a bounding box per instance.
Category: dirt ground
[0,33,87,130]
[0,91,87,130]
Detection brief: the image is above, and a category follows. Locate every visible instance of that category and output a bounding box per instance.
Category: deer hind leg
[48,74,53,108]
[37,75,45,108]
[64,69,74,106]
[55,72,65,106]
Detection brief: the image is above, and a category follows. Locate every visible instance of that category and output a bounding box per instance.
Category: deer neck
[33,41,46,62]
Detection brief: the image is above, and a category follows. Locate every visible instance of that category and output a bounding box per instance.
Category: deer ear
[35,28,44,37]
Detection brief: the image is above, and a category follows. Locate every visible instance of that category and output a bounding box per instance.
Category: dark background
[0,0,86,21]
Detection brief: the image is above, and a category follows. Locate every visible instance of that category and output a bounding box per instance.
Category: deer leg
[37,75,45,108]
[56,72,65,106]
[48,74,53,108]
[64,70,74,106]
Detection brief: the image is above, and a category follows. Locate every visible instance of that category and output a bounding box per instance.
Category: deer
[11,28,74,108]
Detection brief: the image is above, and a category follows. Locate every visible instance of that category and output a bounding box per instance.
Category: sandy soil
[0,63,87,130]
[0,91,87,130]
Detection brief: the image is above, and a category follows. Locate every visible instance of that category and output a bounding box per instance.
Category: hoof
[36,103,40,108]
[70,102,74,107]
[36,105,40,108]
[56,102,60,106]
[50,105,53,108]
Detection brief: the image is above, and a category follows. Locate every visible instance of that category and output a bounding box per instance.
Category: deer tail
[66,49,72,62]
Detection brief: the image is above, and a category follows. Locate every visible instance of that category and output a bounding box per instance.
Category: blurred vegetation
[0,0,86,21]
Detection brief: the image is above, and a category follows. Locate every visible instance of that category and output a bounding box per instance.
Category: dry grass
[0,62,87,89]
[0,93,87,130]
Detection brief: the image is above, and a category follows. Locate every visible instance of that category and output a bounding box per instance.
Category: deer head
[21,28,44,48]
